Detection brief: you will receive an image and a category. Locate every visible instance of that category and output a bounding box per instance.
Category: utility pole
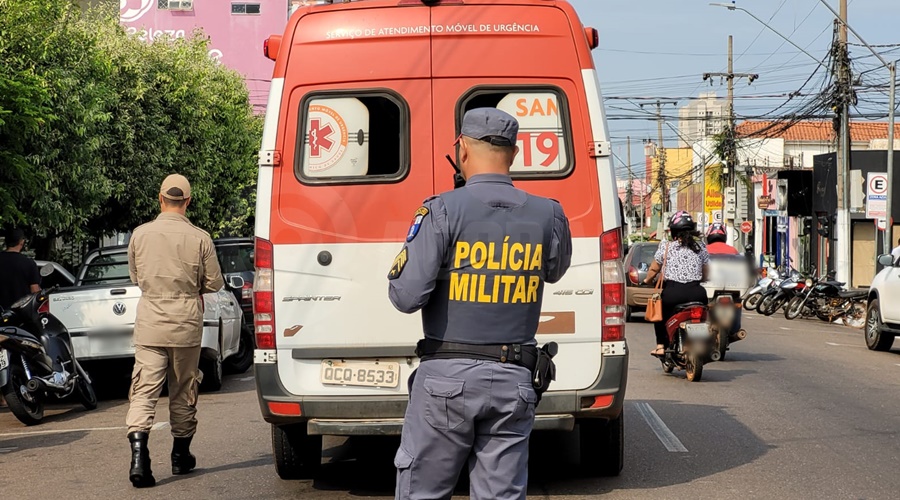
[833,0,852,285]
[641,100,678,218]
[703,35,759,250]
[627,136,636,239]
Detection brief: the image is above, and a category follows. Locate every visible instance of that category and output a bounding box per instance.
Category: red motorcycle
[655,301,717,382]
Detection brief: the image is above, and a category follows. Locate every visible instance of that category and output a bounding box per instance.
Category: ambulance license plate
[685,323,710,339]
[0,349,8,370]
[321,359,400,388]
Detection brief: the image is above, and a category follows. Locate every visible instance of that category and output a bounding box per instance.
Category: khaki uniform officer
[125,174,224,488]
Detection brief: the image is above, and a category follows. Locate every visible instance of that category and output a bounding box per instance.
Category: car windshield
[80,253,131,285]
[216,245,254,274]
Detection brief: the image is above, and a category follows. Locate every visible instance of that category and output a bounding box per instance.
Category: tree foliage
[0,0,262,259]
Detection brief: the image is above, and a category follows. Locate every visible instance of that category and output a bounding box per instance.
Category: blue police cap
[460,108,519,147]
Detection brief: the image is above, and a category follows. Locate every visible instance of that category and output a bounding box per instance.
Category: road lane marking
[0,421,169,438]
[826,342,863,348]
[237,376,254,382]
[780,327,791,330]
[634,402,688,453]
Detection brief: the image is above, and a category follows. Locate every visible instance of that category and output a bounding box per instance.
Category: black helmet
[706,222,727,244]
[668,211,696,232]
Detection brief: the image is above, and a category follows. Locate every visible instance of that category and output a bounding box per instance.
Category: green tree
[0,0,261,261]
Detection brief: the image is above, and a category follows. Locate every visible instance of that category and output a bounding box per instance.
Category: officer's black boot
[171,435,197,475]
[128,431,156,488]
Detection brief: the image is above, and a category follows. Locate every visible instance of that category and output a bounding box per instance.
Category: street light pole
[709,3,830,71]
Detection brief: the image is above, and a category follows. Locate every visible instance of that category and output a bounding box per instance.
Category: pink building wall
[119,0,289,111]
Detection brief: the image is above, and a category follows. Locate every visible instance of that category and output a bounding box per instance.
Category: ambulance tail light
[254,237,276,349]
[600,229,625,342]
[263,35,281,62]
[585,27,599,50]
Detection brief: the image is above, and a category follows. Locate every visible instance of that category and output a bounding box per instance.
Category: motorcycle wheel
[784,296,805,320]
[757,294,775,315]
[760,295,784,316]
[685,351,703,382]
[2,364,44,426]
[75,375,97,411]
[744,292,763,311]
[717,329,728,361]
[663,360,674,373]
[842,302,866,329]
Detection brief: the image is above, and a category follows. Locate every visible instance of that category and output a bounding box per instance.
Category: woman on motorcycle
[644,211,710,356]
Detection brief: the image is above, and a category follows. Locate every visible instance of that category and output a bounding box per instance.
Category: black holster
[532,342,558,405]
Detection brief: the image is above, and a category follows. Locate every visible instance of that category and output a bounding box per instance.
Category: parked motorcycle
[743,272,776,312]
[0,265,97,425]
[654,301,717,382]
[758,269,805,316]
[784,274,867,328]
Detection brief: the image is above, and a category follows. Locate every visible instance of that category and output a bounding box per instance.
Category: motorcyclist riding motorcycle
[644,211,710,357]
[705,222,746,337]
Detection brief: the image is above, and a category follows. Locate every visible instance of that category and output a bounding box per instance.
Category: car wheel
[200,326,224,392]
[272,423,322,480]
[224,321,254,374]
[579,414,624,477]
[865,299,894,351]
[625,305,633,323]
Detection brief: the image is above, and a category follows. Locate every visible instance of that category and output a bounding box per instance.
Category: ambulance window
[458,89,573,178]
[296,93,408,183]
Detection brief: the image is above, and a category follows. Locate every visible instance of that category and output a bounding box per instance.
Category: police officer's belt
[415,339,538,371]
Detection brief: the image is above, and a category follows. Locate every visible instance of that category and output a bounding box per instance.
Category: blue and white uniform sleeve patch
[406,206,430,242]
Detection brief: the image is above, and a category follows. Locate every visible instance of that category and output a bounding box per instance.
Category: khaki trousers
[125,344,203,438]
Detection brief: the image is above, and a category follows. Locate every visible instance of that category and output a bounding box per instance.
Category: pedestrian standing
[0,228,41,310]
[125,174,224,488]
[891,237,900,263]
[387,108,572,500]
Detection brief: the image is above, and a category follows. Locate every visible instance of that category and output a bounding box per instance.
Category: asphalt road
[3,311,900,499]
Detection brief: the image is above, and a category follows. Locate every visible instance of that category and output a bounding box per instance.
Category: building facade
[118,0,291,111]
[677,92,727,148]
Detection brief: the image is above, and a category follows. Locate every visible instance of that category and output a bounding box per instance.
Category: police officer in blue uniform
[387,108,572,500]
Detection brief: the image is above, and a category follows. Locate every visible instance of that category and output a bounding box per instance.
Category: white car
[864,254,900,351]
[48,246,255,390]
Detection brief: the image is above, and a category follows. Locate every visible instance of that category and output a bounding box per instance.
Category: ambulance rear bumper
[254,345,628,435]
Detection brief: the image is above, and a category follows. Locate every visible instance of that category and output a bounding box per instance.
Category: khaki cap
[160,174,191,201]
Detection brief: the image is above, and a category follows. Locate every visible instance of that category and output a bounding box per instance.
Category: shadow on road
[529,400,770,496]
[154,456,274,486]
[0,430,87,455]
[279,399,769,496]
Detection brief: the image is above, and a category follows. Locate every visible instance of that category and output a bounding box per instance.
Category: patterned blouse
[654,239,710,284]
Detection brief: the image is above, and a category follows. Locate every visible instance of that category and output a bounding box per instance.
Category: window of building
[158,0,193,10]
[457,87,573,179]
[231,3,261,14]
[295,92,409,184]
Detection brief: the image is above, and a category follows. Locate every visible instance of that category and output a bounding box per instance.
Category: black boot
[128,431,156,488]
[171,435,197,475]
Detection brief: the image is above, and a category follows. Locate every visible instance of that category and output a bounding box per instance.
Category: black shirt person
[0,229,41,310]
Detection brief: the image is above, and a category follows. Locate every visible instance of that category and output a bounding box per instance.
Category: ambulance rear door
[270,4,434,397]
[431,2,605,391]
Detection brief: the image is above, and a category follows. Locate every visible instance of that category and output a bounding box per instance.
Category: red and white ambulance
[252,0,628,479]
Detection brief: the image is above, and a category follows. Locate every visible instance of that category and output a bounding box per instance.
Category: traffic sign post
[740,221,753,234]
[866,172,888,220]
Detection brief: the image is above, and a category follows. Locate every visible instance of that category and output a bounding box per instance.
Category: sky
[566,0,899,179]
